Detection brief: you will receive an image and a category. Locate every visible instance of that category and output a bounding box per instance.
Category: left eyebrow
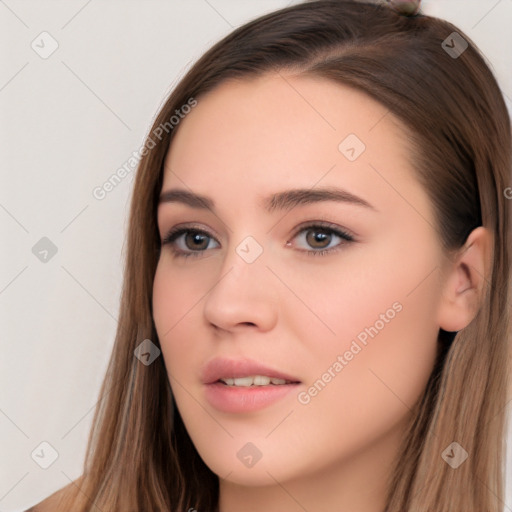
[158,186,376,213]
[262,186,376,213]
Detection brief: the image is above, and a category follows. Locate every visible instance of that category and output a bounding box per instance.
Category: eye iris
[186,232,209,250]
[306,229,331,249]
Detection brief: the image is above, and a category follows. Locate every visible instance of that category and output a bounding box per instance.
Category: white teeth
[254,375,270,385]
[233,377,254,387]
[219,375,291,386]
[270,377,287,385]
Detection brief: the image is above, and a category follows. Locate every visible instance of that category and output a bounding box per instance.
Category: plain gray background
[1,1,511,511]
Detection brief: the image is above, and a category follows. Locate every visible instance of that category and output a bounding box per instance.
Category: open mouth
[201,357,302,412]
[217,375,299,387]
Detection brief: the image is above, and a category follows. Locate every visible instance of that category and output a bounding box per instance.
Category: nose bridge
[215,232,270,297]
[203,231,278,330]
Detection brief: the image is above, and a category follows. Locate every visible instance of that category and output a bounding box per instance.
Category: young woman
[27,0,511,511]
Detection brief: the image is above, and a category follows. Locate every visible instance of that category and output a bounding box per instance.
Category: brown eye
[162,228,220,259]
[183,231,210,250]
[290,222,354,257]
[305,228,332,249]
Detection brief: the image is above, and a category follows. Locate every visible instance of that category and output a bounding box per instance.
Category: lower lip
[204,382,300,413]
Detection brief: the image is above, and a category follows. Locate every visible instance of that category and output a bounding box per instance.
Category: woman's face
[153,73,447,500]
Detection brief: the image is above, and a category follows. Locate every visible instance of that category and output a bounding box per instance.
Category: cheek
[273,228,442,356]
[152,263,200,373]
[152,258,222,395]
[291,303,438,472]
[152,257,211,337]
[286,234,442,449]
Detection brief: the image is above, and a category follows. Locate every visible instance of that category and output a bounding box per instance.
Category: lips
[200,357,301,385]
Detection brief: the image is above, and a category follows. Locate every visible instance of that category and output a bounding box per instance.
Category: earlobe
[437,226,492,333]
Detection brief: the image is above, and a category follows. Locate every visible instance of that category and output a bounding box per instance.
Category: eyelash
[161,221,355,260]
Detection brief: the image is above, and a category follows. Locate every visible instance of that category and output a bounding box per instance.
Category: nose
[203,236,279,333]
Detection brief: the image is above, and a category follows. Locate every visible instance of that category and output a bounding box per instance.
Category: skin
[152,72,490,512]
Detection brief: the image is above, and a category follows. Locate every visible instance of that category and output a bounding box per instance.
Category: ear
[437,226,493,332]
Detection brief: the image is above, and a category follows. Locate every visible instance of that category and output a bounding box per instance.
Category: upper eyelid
[290,220,354,239]
[158,209,358,237]
[160,222,219,240]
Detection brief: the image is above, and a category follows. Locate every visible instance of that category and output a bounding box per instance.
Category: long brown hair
[46,1,511,510]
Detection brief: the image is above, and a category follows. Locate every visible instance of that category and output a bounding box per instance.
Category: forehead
[161,72,422,218]
[166,72,403,158]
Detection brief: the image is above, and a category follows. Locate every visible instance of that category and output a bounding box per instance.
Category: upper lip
[201,357,301,384]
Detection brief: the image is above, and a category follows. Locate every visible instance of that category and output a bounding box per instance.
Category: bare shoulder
[25,478,83,512]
